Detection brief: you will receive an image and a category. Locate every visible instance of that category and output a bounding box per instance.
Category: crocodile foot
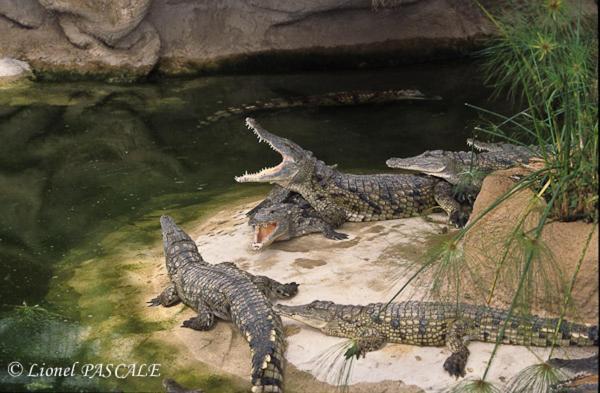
[147,297,161,307]
[275,282,299,298]
[449,210,470,228]
[148,285,180,307]
[181,310,215,331]
[443,351,468,378]
[324,229,349,240]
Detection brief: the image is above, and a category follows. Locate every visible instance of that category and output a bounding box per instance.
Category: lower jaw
[251,242,265,250]
[251,236,279,250]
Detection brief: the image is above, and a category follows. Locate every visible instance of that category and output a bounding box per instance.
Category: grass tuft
[477,0,598,222]
[308,339,357,391]
[504,362,566,393]
[447,378,502,393]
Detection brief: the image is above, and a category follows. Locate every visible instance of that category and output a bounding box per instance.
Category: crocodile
[385,138,542,189]
[275,300,598,378]
[150,215,299,392]
[247,186,348,250]
[235,117,471,228]
[198,89,441,127]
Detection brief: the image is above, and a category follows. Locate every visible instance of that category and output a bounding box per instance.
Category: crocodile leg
[322,225,349,240]
[147,283,181,307]
[251,275,300,299]
[347,328,387,359]
[181,304,216,331]
[443,320,471,378]
[434,181,469,228]
[216,262,299,299]
[307,216,348,240]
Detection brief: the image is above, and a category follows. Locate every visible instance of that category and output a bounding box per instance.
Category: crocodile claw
[325,230,349,240]
[276,282,299,298]
[449,211,469,228]
[147,297,161,307]
[443,352,468,378]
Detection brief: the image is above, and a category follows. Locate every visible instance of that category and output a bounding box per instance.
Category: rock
[56,16,160,80]
[148,0,496,75]
[0,0,46,29]
[0,0,595,79]
[0,58,33,86]
[38,0,152,46]
[462,168,599,324]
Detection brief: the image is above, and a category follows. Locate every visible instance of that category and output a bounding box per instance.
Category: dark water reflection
[0,62,511,391]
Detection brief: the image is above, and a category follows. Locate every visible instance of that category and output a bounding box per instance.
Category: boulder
[461,168,598,324]
[0,58,33,86]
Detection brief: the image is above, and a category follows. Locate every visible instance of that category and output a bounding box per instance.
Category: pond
[0,61,511,392]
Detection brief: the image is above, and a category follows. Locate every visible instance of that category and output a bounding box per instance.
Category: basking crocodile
[235,117,471,228]
[386,138,542,188]
[248,186,348,250]
[275,300,598,378]
[198,89,440,127]
[150,215,299,392]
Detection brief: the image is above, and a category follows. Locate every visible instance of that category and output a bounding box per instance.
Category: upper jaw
[273,304,329,329]
[386,157,447,174]
[235,161,291,183]
[234,117,302,184]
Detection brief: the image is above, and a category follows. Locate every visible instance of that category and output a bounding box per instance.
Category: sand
[145,198,596,392]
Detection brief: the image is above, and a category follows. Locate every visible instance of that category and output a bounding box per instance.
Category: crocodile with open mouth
[150,215,299,392]
[385,138,542,189]
[235,118,471,228]
[198,89,441,127]
[275,300,598,379]
[247,186,348,250]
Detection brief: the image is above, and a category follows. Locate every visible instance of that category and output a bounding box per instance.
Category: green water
[0,62,511,392]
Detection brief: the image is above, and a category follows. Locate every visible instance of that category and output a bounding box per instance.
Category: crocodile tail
[196,108,238,128]
[159,215,204,268]
[559,320,598,347]
[529,316,599,347]
[248,312,286,393]
[197,98,290,128]
[235,302,286,393]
